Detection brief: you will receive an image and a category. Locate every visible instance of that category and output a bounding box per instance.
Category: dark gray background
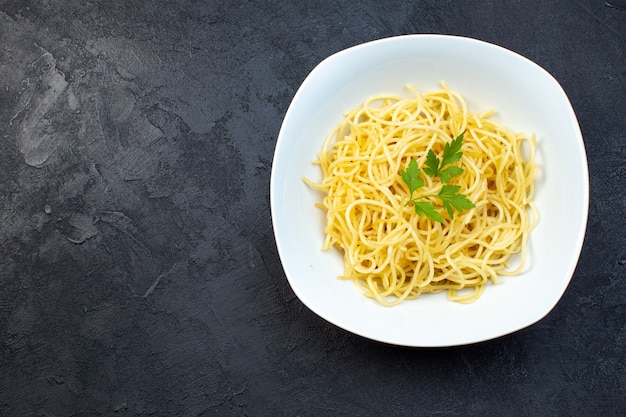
[1,1,624,416]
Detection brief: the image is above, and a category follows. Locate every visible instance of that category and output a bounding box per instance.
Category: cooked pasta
[304,83,537,305]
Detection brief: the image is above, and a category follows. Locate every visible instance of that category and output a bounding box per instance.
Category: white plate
[270,35,588,347]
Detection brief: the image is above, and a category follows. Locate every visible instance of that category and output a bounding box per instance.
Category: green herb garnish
[401,133,475,223]
[423,132,466,183]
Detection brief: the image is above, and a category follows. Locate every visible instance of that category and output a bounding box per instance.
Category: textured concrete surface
[0,1,624,416]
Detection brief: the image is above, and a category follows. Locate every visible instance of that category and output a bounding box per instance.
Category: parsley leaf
[441,132,465,167]
[439,165,464,184]
[423,149,440,178]
[438,185,476,219]
[413,201,444,223]
[422,132,466,183]
[400,159,423,195]
[400,132,474,223]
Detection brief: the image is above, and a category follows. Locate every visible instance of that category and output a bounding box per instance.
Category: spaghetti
[304,83,537,305]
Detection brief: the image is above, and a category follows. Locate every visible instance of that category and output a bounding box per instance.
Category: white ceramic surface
[270,35,589,347]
